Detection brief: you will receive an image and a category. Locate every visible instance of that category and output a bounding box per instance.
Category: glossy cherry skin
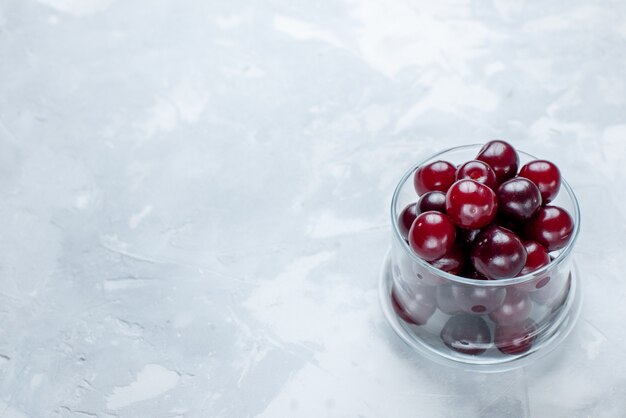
[495,319,537,355]
[408,211,456,261]
[436,285,462,315]
[494,214,523,236]
[417,191,447,214]
[524,206,574,251]
[456,160,498,190]
[430,244,465,275]
[476,140,519,184]
[440,314,492,355]
[451,284,506,314]
[398,203,418,240]
[489,288,532,326]
[391,283,436,326]
[445,179,498,229]
[519,160,561,203]
[456,228,480,249]
[515,240,552,292]
[414,160,457,195]
[519,240,550,276]
[471,225,527,279]
[497,177,542,222]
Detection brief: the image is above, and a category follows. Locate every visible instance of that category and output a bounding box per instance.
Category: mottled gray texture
[0,0,625,417]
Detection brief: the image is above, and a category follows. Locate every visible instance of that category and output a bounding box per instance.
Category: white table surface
[1,0,626,417]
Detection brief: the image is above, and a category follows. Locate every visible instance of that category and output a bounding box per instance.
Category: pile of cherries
[393,140,574,356]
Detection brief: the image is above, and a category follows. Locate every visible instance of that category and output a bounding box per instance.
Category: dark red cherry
[436,285,462,315]
[524,206,574,251]
[456,228,480,249]
[445,179,498,229]
[495,319,537,355]
[494,214,523,236]
[430,244,465,275]
[489,288,531,326]
[456,160,498,190]
[398,203,418,240]
[515,241,551,292]
[497,177,542,222]
[471,225,527,279]
[451,284,506,314]
[519,160,561,203]
[417,191,446,214]
[519,240,550,276]
[408,211,456,261]
[414,160,457,195]
[391,283,436,326]
[440,314,492,355]
[476,140,519,184]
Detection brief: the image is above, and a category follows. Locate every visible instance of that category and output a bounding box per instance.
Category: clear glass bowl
[379,144,582,372]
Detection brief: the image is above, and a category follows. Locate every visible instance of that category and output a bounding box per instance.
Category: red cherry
[519,240,550,276]
[456,228,481,249]
[440,315,492,355]
[476,140,519,184]
[413,160,456,195]
[398,203,418,240]
[495,319,537,355]
[519,160,561,203]
[514,240,552,292]
[445,179,498,229]
[497,177,542,222]
[494,214,523,236]
[524,206,574,251]
[489,288,532,326]
[391,283,436,326]
[471,225,527,279]
[417,191,446,214]
[456,160,498,190]
[430,243,465,275]
[408,211,456,261]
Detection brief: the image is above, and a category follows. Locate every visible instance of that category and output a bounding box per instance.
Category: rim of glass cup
[390,143,581,287]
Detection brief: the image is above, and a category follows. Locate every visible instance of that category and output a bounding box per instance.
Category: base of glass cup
[379,250,582,373]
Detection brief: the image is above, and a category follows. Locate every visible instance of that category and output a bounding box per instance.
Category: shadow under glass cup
[380,144,581,372]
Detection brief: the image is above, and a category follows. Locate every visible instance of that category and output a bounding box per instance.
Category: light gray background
[1,0,626,417]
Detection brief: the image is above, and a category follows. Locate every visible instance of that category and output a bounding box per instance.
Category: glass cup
[380,144,581,372]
